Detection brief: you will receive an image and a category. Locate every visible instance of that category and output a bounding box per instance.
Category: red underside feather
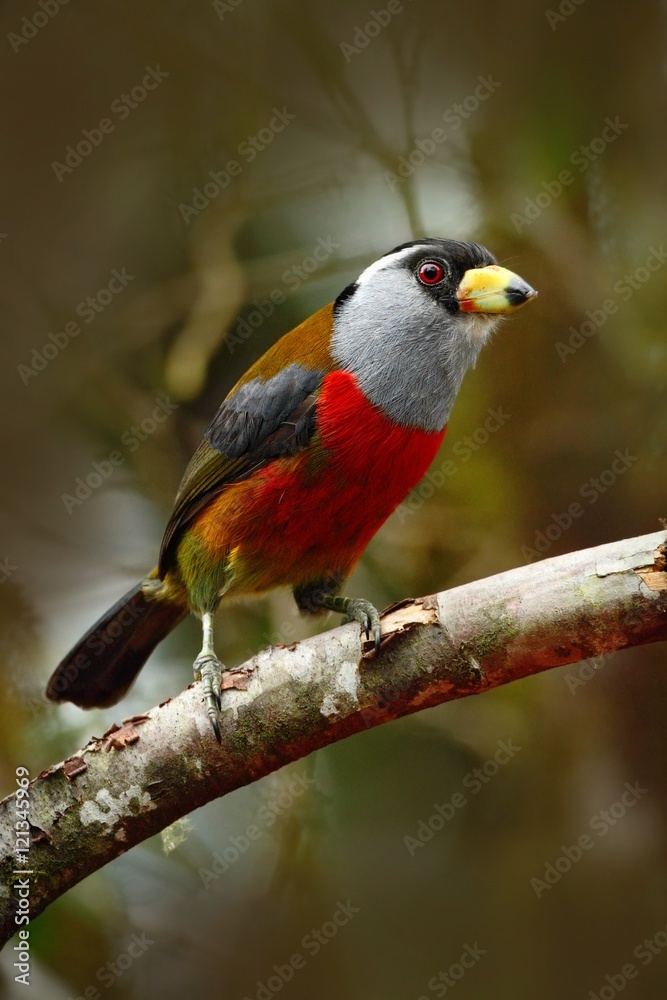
[192,370,446,591]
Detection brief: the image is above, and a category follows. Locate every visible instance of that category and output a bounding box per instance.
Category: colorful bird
[46,238,536,739]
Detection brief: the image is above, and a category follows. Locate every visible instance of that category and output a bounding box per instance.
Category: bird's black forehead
[384,238,496,273]
[334,238,497,314]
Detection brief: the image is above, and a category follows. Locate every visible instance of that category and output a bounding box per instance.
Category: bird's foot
[316,594,381,653]
[193,653,223,742]
[343,598,382,653]
[296,582,383,654]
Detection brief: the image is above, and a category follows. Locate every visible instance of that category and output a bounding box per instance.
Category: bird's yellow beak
[457,264,537,314]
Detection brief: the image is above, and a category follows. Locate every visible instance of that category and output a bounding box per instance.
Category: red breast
[191,370,445,591]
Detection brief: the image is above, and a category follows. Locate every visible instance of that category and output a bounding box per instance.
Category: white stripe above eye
[355,245,429,286]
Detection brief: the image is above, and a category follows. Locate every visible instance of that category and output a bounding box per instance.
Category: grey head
[331,238,535,432]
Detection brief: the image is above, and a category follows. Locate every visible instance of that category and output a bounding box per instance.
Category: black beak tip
[507,284,537,307]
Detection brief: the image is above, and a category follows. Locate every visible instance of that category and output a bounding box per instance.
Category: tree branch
[2,530,666,946]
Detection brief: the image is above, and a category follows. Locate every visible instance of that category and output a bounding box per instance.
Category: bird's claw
[344,599,382,654]
[193,653,223,742]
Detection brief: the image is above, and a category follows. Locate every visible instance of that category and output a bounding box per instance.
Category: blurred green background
[1,0,666,997]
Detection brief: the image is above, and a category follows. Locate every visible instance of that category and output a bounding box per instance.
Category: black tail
[46,578,187,709]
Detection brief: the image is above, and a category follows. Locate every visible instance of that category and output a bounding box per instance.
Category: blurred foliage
[1,0,666,997]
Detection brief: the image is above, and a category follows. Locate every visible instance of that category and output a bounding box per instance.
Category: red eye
[417,261,446,285]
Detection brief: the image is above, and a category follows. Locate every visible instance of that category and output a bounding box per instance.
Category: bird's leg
[295,578,382,653]
[193,611,223,742]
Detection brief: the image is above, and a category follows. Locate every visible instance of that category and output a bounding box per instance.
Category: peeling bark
[1,530,666,946]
